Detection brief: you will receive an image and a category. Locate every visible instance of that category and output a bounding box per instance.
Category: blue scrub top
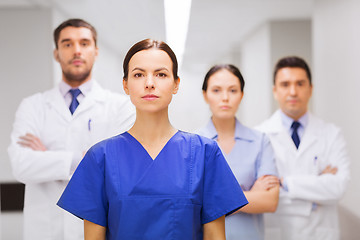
[198,119,278,240]
[58,131,248,240]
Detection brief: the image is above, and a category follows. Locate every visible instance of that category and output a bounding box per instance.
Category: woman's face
[123,49,179,114]
[203,69,243,120]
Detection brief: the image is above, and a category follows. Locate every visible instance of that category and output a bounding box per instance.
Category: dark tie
[291,121,301,149]
[69,89,81,114]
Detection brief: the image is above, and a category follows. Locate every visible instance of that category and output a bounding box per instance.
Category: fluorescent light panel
[164,0,192,68]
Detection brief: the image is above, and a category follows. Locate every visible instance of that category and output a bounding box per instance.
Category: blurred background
[0,0,359,239]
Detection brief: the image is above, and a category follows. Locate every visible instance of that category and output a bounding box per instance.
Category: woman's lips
[142,94,159,100]
[220,105,230,110]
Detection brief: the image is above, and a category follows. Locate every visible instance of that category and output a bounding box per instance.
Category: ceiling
[183,0,313,71]
[0,0,313,72]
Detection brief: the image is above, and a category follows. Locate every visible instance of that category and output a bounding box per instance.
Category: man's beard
[62,68,91,83]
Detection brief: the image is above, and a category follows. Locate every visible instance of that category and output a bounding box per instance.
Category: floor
[1,212,23,240]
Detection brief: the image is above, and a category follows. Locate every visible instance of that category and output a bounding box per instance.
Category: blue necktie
[291,121,301,149]
[69,89,81,114]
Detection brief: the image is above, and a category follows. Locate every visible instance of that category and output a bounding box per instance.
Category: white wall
[270,20,312,71]
[313,0,360,238]
[238,24,272,127]
[0,8,53,182]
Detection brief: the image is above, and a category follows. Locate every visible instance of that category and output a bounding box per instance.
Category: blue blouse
[198,119,278,240]
[58,131,247,240]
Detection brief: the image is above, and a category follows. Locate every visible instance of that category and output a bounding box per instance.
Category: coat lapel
[44,87,72,122]
[72,81,106,117]
[297,114,318,155]
[263,110,319,156]
[43,81,108,121]
[262,110,299,155]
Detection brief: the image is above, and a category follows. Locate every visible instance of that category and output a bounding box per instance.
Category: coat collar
[202,118,256,142]
[262,110,321,153]
[43,81,107,121]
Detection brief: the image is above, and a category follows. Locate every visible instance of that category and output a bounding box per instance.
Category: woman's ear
[123,79,129,95]
[173,77,180,94]
[202,90,209,103]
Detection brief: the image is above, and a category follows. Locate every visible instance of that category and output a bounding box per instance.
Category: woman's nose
[222,92,229,101]
[145,76,155,89]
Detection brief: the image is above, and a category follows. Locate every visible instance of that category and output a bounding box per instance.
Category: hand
[321,165,338,175]
[17,133,47,151]
[251,175,280,191]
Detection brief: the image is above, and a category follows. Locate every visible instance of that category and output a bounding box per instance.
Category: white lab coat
[256,110,350,240]
[8,81,135,240]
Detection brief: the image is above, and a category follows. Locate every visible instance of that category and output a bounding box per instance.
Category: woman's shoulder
[235,120,260,137]
[236,122,269,144]
[81,133,130,169]
[88,132,129,155]
[177,131,220,157]
[178,130,217,145]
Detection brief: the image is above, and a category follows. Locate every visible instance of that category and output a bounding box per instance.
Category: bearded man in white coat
[256,56,350,240]
[8,19,135,240]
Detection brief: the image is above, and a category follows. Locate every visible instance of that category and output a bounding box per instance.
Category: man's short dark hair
[273,56,312,85]
[53,18,97,49]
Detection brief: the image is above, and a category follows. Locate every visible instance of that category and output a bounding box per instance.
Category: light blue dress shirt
[279,110,309,142]
[198,118,278,240]
[59,79,93,107]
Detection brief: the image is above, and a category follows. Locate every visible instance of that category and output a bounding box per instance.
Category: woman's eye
[230,89,238,93]
[212,89,219,93]
[157,73,167,78]
[134,73,143,78]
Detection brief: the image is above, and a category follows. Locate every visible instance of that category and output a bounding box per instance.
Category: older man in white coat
[257,56,350,240]
[8,19,135,240]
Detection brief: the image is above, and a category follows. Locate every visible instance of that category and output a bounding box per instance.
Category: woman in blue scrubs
[198,64,280,240]
[57,40,248,240]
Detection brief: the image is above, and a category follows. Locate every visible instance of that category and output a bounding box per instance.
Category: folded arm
[8,97,74,184]
[237,175,280,214]
[286,129,350,204]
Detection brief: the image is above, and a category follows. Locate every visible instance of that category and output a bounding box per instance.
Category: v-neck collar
[124,130,180,161]
[202,119,256,156]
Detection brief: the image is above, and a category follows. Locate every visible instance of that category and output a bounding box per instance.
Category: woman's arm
[238,175,280,214]
[203,215,225,240]
[84,220,106,240]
